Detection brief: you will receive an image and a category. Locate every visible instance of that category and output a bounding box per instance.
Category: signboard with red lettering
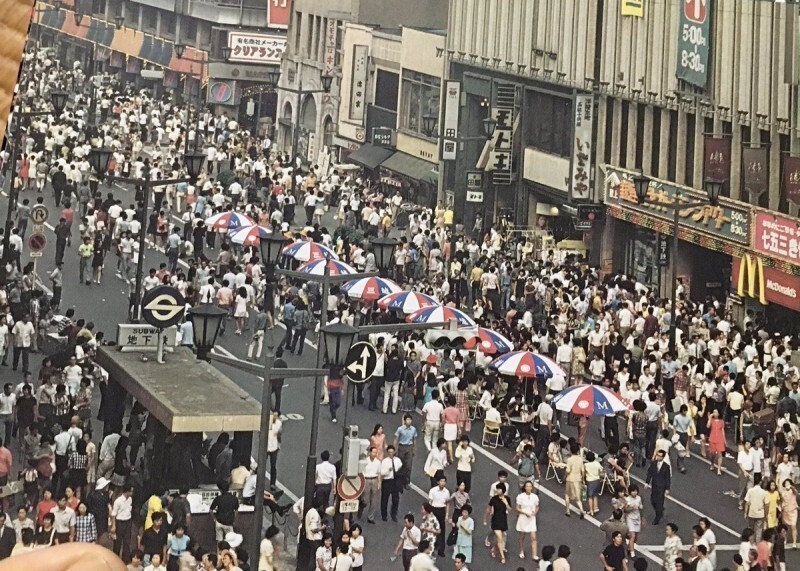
[571,94,593,201]
[605,168,751,244]
[227,32,287,65]
[267,0,291,29]
[754,211,800,267]
[731,255,800,311]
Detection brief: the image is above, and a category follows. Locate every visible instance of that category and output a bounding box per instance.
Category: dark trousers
[54,453,68,493]
[12,346,29,372]
[113,519,133,561]
[290,328,307,354]
[604,416,620,449]
[313,483,332,509]
[645,421,659,459]
[270,383,283,413]
[305,205,314,225]
[432,506,446,555]
[380,479,399,520]
[368,376,384,410]
[396,444,413,488]
[51,286,62,309]
[267,450,279,486]
[651,487,666,523]
[55,238,67,264]
[401,548,417,571]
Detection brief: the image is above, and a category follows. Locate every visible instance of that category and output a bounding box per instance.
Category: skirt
[444,423,458,442]
[566,480,583,501]
[586,479,601,498]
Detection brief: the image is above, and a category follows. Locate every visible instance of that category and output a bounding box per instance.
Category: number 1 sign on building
[676,0,711,89]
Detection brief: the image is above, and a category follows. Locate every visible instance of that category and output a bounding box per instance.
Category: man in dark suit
[0,512,15,558]
[645,448,672,525]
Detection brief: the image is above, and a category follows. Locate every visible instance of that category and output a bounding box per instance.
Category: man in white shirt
[111,486,134,560]
[362,447,382,523]
[737,440,754,508]
[427,477,451,557]
[421,391,444,451]
[408,539,437,571]
[11,314,34,373]
[380,446,402,521]
[313,450,336,509]
[393,515,422,570]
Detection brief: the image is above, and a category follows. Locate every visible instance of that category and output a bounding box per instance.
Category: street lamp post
[87,147,206,322]
[1,89,69,283]
[266,71,333,167]
[633,174,724,354]
[174,44,208,152]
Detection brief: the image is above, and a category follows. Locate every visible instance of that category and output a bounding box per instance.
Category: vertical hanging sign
[676,0,711,88]
[324,19,337,75]
[490,83,515,186]
[570,94,593,201]
[349,45,368,123]
[441,81,461,161]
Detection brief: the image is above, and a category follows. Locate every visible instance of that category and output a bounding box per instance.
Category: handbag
[446,526,458,546]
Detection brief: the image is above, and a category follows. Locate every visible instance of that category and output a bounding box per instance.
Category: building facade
[276,0,447,168]
[445,0,800,323]
[32,0,289,133]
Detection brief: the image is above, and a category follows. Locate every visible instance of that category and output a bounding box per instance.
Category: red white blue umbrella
[406,305,477,328]
[205,211,255,232]
[228,225,273,246]
[464,327,515,355]
[342,276,402,301]
[377,291,438,314]
[551,384,630,415]
[296,259,357,277]
[489,351,565,377]
[282,241,340,262]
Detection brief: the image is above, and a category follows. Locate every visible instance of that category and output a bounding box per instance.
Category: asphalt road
[3,183,797,570]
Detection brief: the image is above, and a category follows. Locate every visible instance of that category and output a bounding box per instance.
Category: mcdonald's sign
[731,254,800,311]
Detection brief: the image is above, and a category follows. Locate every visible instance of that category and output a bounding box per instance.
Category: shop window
[525,91,571,158]
[93,0,106,15]
[374,69,399,112]
[400,70,440,137]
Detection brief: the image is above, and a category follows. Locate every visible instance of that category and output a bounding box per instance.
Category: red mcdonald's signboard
[731,254,800,312]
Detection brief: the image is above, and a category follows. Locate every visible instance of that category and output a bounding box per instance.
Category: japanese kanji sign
[324,19,337,75]
[676,0,712,88]
[743,147,768,200]
[571,94,593,201]
[606,168,751,244]
[267,0,291,29]
[783,156,800,206]
[116,325,177,353]
[442,81,461,161]
[227,32,287,65]
[490,83,516,185]
[754,211,800,266]
[349,45,369,123]
[703,136,731,184]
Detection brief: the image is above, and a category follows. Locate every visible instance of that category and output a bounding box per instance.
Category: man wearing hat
[86,477,112,547]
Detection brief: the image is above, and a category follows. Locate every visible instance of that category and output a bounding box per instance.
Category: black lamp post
[221,46,232,60]
[633,173,650,205]
[320,74,334,93]
[321,323,359,366]
[187,304,228,360]
[267,70,281,88]
[88,147,204,321]
[483,116,497,139]
[370,236,400,277]
[422,114,437,138]
[704,177,723,206]
[174,43,186,59]
[115,15,125,30]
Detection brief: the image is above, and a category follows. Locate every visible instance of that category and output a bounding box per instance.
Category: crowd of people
[1,40,799,571]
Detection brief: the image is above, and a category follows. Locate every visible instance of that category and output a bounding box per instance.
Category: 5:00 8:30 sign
[676,0,712,89]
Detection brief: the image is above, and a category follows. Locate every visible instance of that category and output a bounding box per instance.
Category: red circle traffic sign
[336,474,366,501]
[29,204,49,224]
[28,232,47,253]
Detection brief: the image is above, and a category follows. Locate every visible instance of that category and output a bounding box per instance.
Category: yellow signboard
[622,0,644,17]
[736,254,767,305]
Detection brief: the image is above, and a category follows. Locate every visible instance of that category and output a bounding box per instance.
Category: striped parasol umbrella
[342,276,402,301]
[282,241,340,262]
[406,305,477,328]
[228,225,273,246]
[551,384,630,415]
[377,291,439,314]
[489,350,565,378]
[464,327,515,355]
[205,211,255,232]
[296,259,357,277]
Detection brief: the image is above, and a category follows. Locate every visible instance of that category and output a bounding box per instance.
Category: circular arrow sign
[343,341,378,384]
[336,474,366,501]
[141,286,186,329]
[29,204,49,224]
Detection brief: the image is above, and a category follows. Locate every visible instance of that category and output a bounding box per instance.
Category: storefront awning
[381,151,438,185]
[346,143,394,170]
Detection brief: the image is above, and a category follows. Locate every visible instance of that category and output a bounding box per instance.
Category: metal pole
[669,203,680,355]
[2,117,21,281]
[298,259,330,570]
[131,181,151,323]
[251,310,275,560]
[292,82,302,165]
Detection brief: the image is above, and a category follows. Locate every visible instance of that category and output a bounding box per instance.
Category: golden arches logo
[737,254,767,305]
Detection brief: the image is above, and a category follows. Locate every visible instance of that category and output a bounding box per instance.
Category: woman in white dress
[234,286,249,335]
[515,481,539,562]
[662,523,683,571]
[624,484,644,558]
